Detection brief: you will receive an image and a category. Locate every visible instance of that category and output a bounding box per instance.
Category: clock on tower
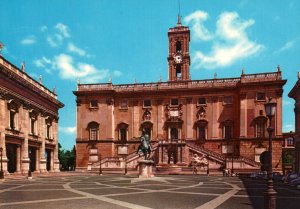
[167,15,190,81]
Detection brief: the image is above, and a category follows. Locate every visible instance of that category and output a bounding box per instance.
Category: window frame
[119,100,128,110]
[223,96,233,105]
[197,97,207,106]
[90,100,99,109]
[170,98,179,107]
[256,92,266,101]
[143,99,151,108]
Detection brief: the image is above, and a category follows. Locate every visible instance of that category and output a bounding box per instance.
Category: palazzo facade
[0,56,64,174]
[288,73,300,173]
[74,18,286,173]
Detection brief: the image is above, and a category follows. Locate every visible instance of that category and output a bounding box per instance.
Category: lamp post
[99,154,102,175]
[0,147,4,179]
[264,98,277,209]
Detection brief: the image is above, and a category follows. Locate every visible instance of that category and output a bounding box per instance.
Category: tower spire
[177,0,181,26]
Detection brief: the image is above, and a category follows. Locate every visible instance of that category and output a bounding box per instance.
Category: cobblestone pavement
[1,174,300,209]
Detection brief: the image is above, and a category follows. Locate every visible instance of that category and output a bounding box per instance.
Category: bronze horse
[136,132,152,160]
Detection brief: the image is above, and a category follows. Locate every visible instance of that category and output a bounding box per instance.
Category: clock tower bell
[168,15,190,81]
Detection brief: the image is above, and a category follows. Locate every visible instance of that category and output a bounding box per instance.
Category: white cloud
[55,23,70,38]
[184,11,213,41]
[20,35,36,45]
[274,40,296,54]
[59,126,76,134]
[46,23,70,47]
[33,56,52,69]
[53,54,109,83]
[185,11,263,69]
[112,70,122,77]
[67,42,86,56]
[40,25,48,32]
[283,124,294,132]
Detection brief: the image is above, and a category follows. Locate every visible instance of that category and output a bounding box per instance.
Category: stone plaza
[1,173,300,209]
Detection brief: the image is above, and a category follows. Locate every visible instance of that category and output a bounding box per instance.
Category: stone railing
[0,57,57,99]
[77,71,281,93]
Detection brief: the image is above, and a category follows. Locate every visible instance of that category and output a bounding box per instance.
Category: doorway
[6,143,17,173]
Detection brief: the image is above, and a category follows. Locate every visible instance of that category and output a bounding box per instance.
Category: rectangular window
[143,100,151,108]
[171,98,179,106]
[119,101,128,109]
[198,126,206,140]
[10,111,15,129]
[90,100,98,108]
[256,122,265,138]
[287,137,294,146]
[223,96,233,104]
[120,128,127,143]
[256,92,266,101]
[224,125,232,139]
[31,119,35,135]
[198,98,206,105]
[90,128,98,140]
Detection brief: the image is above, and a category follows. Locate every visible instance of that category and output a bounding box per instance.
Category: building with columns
[288,73,300,173]
[74,17,286,173]
[0,56,64,175]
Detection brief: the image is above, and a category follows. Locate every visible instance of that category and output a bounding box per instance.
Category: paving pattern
[1,174,300,209]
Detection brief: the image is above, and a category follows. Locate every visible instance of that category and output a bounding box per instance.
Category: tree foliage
[58,143,76,171]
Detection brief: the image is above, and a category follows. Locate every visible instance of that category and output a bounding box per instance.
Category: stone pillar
[0,132,7,173]
[156,100,164,140]
[53,120,60,172]
[16,145,21,173]
[240,93,247,137]
[39,116,46,173]
[133,100,139,138]
[211,96,219,138]
[21,106,30,174]
[186,98,193,139]
[35,148,39,172]
[106,98,114,140]
[0,96,8,172]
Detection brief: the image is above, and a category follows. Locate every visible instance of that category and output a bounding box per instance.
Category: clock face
[174,54,182,64]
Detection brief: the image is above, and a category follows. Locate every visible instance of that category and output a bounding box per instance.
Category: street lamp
[99,154,102,175]
[0,147,4,179]
[264,97,277,209]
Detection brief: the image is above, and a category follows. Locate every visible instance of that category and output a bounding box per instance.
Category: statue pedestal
[138,160,154,178]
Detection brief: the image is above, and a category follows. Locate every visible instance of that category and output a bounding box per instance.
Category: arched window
[176,41,181,52]
[176,65,182,78]
[252,116,267,138]
[87,122,99,140]
[118,122,128,144]
[222,120,233,139]
[195,120,208,141]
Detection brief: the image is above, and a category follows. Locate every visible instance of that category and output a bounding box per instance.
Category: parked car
[284,173,300,184]
[272,172,284,181]
[289,177,300,187]
[249,171,267,179]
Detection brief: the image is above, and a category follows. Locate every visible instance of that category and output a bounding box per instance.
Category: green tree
[58,143,76,171]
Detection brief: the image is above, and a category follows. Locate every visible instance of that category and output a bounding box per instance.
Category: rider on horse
[136,129,152,160]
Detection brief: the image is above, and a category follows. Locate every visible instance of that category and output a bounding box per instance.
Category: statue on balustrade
[136,129,152,160]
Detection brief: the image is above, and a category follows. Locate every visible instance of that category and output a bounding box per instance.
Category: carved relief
[165,104,183,121]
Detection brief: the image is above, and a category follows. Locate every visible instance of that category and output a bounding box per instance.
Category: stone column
[156,100,164,140]
[276,90,283,136]
[39,116,46,173]
[21,106,30,174]
[53,120,60,172]
[239,93,247,138]
[186,98,193,139]
[0,96,8,172]
[133,100,139,138]
[16,145,21,173]
[211,96,219,138]
[106,98,114,140]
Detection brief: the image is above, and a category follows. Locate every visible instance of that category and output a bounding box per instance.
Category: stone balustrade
[0,57,57,99]
[77,71,282,93]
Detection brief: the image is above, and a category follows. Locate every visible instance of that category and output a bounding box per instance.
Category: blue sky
[1,0,299,150]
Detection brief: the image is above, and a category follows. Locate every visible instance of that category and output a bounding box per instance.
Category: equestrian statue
[136,129,152,160]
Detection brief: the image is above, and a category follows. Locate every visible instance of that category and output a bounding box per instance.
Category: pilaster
[211,96,219,138]
[240,93,247,137]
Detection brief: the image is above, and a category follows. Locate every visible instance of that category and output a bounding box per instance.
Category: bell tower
[167,15,190,81]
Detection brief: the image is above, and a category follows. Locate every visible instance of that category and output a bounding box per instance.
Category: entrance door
[46,149,51,171]
[6,144,17,173]
[29,147,36,172]
[170,128,178,141]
